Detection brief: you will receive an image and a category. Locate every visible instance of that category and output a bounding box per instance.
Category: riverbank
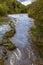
[0,16,17,65]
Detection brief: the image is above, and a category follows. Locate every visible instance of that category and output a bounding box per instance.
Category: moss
[3,29,16,39]
[3,48,7,57]
[3,21,16,39]
[9,21,15,29]
[3,39,16,51]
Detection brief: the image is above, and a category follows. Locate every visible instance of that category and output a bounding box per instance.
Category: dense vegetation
[28,0,43,60]
[0,0,26,16]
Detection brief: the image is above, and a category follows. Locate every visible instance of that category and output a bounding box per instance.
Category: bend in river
[0,14,42,65]
[8,14,33,48]
[8,14,35,65]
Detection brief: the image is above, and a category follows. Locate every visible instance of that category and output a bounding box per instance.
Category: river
[8,14,35,65]
[0,14,42,65]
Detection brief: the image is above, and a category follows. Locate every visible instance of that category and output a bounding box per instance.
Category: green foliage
[0,4,8,16]
[28,0,43,21]
[0,0,26,16]
[28,0,43,59]
[3,48,7,57]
